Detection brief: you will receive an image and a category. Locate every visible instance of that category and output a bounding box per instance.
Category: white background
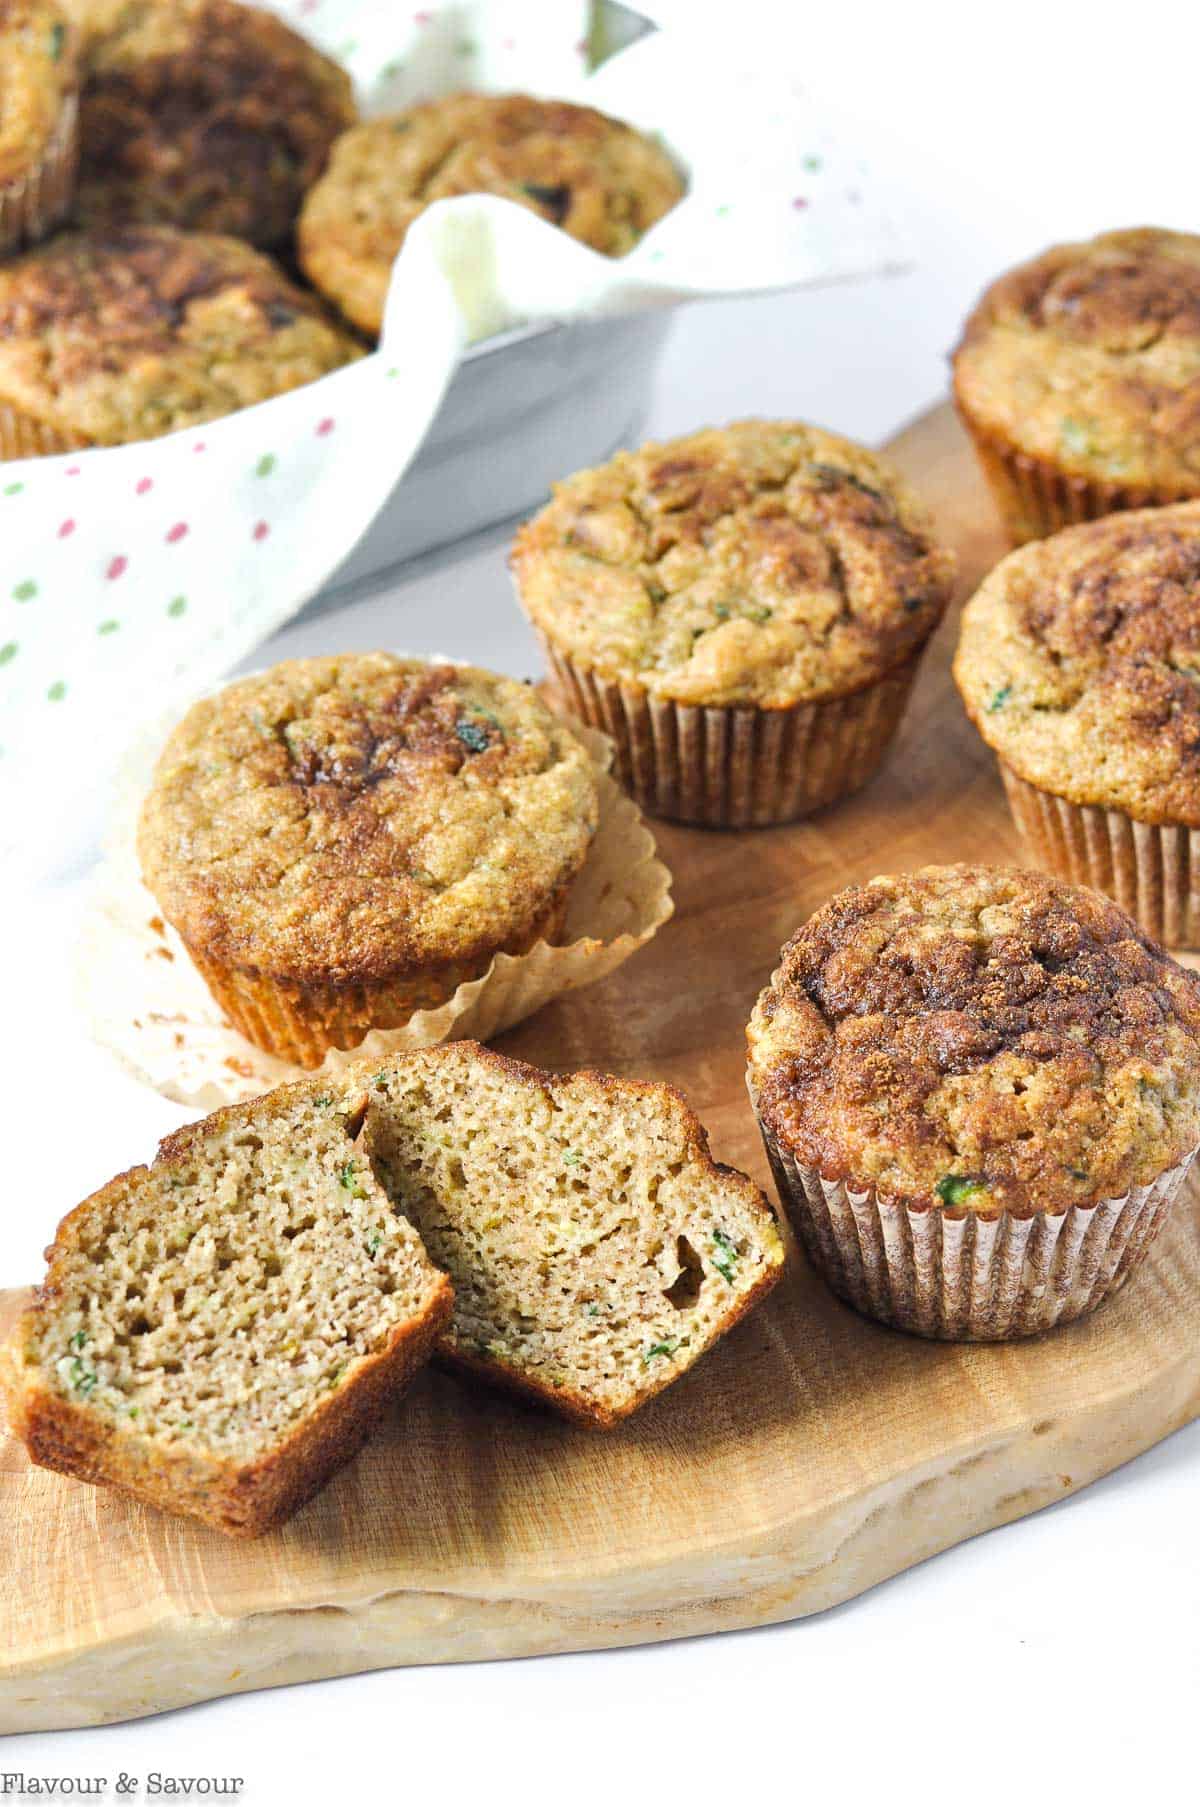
[6,0,1198,1799]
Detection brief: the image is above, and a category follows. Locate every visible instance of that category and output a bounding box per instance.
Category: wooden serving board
[6,402,1200,1734]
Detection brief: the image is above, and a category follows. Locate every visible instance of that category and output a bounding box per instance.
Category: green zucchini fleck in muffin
[0,0,81,253]
[511,419,957,827]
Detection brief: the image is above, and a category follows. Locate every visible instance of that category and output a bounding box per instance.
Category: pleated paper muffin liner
[538,638,923,828]
[999,761,1200,950]
[756,1116,1196,1341]
[0,91,79,257]
[955,405,1179,546]
[75,720,673,1108]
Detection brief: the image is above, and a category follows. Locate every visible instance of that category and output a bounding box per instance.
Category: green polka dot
[382,58,403,78]
[167,595,187,618]
[803,153,823,172]
[0,641,17,666]
[97,618,120,635]
[456,37,476,55]
[386,366,400,379]
[12,580,36,601]
[715,204,731,219]
[337,36,357,57]
[4,481,23,496]
[256,453,277,478]
[648,249,665,264]
[47,680,66,701]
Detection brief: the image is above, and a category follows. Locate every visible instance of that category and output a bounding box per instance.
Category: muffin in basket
[298,92,684,337]
[511,419,957,828]
[953,228,1200,543]
[0,224,361,457]
[137,654,602,1067]
[0,0,81,253]
[70,0,356,248]
[747,864,1200,1340]
[954,501,1200,947]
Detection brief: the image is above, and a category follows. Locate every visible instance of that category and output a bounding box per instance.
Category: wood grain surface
[6,402,1199,1734]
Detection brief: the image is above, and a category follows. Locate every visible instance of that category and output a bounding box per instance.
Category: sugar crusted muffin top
[0,0,79,185]
[953,228,1200,494]
[955,502,1200,826]
[512,420,956,708]
[137,654,602,986]
[0,224,361,445]
[297,91,684,337]
[747,864,1200,1214]
[72,0,356,247]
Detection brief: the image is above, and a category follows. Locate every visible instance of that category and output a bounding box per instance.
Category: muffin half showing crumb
[0,224,361,457]
[747,864,1200,1340]
[137,655,602,1066]
[4,1083,452,1537]
[0,0,80,252]
[953,228,1200,542]
[954,501,1200,945]
[512,419,957,827]
[298,92,684,337]
[72,0,356,247]
[348,1042,785,1427]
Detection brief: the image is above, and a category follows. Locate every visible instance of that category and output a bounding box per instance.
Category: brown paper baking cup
[0,401,84,461]
[538,638,922,828]
[999,761,1200,949]
[0,92,79,256]
[955,405,1175,546]
[756,1115,1195,1340]
[77,720,675,1109]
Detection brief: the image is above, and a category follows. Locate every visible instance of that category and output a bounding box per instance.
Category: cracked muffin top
[137,654,601,986]
[70,0,356,247]
[0,224,361,445]
[0,0,79,186]
[747,864,1200,1214]
[297,92,684,337]
[954,502,1200,825]
[953,228,1200,495]
[511,420,957,708]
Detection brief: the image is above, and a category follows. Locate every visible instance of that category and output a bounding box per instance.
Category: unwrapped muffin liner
[956,410,1174,545]
[756,1113,1195,1341]
[999,762,1200,950]
[0,90,78,256]
[539,639,922,828]
[75,718,673,1108]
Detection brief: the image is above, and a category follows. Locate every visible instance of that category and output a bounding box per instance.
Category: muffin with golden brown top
[297,92,684,338]
[955,500,1200,946]
[747,863,1200,1339]
[953,228,1200,543]
[512,419,957,827]
[0,224,360,457]
[0,0,81,252]
[137,654,602,1067]
[70,0,355,247]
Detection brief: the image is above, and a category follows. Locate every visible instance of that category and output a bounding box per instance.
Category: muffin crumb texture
[513,420,956,708]
[954,228,1200,494]
[747,864,1200,1213]
[955,502,1200,825]
[0,224,360,447]
[353,1042,784,1426]
[298,91,684,336]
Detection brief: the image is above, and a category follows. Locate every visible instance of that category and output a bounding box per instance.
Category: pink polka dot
[252,520,270,542]
[792,196,809,210]
[193,441,207,453]
[58,518,75,539]
[316,416,335,436]
[65,465,81,477]
[106,555,128,581]
[166,521,189,544]
[502,36,515,49]
[136,477,153,496]
[414,9,432,23]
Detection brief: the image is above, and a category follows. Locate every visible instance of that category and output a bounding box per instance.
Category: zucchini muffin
[0,0,80,253]
[953,228,1200,543]
[0,224,361,457]
[137,654,602,1066]
[297,92,684,338]
[512,419,957,827]
[71,0,356,248]
[954,501,1200,946]
[747,863,1200,1339]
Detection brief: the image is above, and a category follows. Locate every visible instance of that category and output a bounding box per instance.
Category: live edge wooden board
[6,403,1200,1734]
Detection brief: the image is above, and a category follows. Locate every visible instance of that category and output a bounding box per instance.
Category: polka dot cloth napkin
[0,3,908,881]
